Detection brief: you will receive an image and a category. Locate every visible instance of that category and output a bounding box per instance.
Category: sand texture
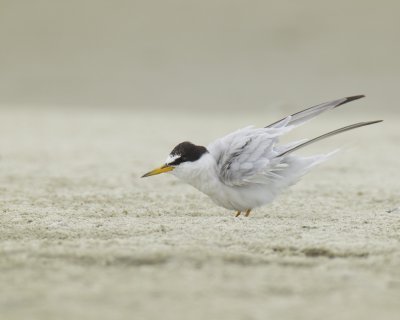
[0,107,399,320]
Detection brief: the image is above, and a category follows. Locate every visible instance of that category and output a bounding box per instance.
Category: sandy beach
[0,106,399,320]
[1,0,400,318]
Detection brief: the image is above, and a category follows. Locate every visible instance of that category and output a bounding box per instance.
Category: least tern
[142,95,381,217]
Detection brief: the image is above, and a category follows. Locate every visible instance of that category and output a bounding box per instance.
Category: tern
[142,95,381,217]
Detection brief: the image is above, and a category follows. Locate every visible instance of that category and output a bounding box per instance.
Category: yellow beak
[141,165,174,178]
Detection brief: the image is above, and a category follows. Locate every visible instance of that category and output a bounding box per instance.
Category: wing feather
[267,95,364,128]
[207,95,378,187]
[208,126,290,186]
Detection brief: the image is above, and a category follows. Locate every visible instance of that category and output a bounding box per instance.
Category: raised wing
[267,95,364,128]
[207,125,298,186]
[207,95,368,187]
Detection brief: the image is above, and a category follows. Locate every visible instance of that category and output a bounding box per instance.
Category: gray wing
[207,126,300,186]
[207,95,368,187]
[277,120,382,157]
[267,95,364,128]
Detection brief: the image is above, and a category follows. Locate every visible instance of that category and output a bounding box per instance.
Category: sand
[0,107,399,320]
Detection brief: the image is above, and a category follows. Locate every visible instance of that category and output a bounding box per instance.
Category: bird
[141,95,382,217]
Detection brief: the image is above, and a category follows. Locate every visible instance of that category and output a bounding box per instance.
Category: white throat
[171,153,220,195]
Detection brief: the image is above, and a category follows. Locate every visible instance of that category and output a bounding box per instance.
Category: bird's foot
[245,209,251,217]
[235,211,241,217]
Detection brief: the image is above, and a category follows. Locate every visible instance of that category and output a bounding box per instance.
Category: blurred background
[1,2,400,320]
[0,0,399,112]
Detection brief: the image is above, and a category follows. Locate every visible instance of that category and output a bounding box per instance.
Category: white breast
[170,153,277,211]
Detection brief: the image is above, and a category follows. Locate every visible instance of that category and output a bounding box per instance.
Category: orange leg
[235,211,241,217]
[245,209,252,217]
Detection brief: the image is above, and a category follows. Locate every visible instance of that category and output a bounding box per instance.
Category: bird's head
[141,141,208,178]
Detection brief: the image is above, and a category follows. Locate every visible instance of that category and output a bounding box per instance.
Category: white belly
[171,153,278,211]
[189,176,277,211]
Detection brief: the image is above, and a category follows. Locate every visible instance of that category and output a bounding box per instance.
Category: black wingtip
[365,120,383,125]
[346,94,365,101]
[336,95,365,107]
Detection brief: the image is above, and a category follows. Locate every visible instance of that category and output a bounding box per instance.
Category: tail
[277,120,383,157]
[267,95,365,128]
